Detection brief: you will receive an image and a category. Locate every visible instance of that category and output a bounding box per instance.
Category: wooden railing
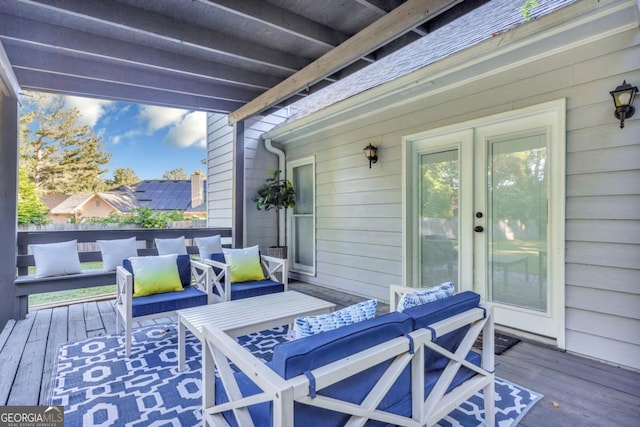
[15,227,232,318]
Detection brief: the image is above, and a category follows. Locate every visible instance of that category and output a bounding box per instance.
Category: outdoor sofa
[203,251,288,302]
[115,254,215,357]
[201,288,495,426]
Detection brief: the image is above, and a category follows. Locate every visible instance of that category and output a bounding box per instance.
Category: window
[287,157,315,275]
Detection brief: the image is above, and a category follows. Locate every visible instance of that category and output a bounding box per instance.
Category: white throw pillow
[155,236,187,255]
[31,240,82,278]
[97,237,138,271]
[195,234,222,260]
[293,299,378,339]
[396,281,455,312]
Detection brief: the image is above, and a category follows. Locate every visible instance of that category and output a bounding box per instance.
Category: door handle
[474,226,484,232]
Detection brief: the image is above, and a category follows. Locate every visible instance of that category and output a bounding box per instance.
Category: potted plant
[252,169,296,259]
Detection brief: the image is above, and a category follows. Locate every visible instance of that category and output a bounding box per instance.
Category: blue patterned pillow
[396,282,455,312]
[293,299,378,339]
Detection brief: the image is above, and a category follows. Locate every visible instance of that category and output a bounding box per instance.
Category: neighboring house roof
[128,180,205,212]
[48,194,94,214]
[47,193,123,215]
[97,191,136,213]
[282,0,577,124]
[40,194,70,211]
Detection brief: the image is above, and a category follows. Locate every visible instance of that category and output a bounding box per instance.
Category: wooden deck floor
[1,283,638,426]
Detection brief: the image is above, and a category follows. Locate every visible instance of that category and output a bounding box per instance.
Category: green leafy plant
[520,0,539,21]
[252,170,296,247]
[83,207,186,228]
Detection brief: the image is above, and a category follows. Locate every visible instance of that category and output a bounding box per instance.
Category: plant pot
[267,246,287,259]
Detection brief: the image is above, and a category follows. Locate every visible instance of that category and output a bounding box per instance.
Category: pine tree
[19,92,112,193]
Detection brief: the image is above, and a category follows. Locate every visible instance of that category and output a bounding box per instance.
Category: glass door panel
[488,134,547,312]
[419,150,459,287]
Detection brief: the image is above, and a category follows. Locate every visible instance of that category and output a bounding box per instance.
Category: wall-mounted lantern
[610,80,637,128]
[364,143,378,168]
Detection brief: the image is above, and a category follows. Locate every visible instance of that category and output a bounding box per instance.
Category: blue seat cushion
[212,278,284,300]
[229,280,284,300]
[123,254,192,289]
[403,291,481,372]
[131,286,207,317]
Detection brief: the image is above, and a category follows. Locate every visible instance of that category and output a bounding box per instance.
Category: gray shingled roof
[283,0,576,123]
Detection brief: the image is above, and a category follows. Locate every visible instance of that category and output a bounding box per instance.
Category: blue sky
[63,95,207,181]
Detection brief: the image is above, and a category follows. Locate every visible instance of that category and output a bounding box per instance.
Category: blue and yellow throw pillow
[128,254,184,297]
[293,299,378,339]
[396,281,455,312]
[223,246,265,283]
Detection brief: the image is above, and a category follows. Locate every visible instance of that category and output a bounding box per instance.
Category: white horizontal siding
[243,112,288,250]
[206,113,233,228]
[272,12,639,369]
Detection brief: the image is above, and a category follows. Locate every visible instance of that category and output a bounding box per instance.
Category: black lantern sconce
[364,143,378,168]
[610,80,637,129]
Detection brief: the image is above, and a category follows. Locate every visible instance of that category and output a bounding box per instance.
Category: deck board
[39,306,69,405]
[0,282,638,427]
[0,314,34,405]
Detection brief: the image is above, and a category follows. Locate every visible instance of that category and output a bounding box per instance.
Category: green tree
[108,167,139,188]
[20,92,111,193]
[17,169,49,225]
[162,167,187,180]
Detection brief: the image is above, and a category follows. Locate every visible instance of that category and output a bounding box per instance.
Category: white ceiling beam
[16,69,243,112]
[16,0,307,73]
[6,45,262,103]
[229,0,460,123]
[0,15,282,90]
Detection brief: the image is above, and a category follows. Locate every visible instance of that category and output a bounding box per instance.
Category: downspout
[263,138,286,247]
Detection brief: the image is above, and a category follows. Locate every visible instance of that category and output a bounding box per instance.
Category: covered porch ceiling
[0,0,488,123]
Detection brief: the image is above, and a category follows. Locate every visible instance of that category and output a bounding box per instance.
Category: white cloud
[165,111,207,148]
[110,129,144,145]
[64,95,113,127]
[137,105,188,132]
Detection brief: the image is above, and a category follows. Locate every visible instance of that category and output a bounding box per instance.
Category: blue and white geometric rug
[49,324,543,427]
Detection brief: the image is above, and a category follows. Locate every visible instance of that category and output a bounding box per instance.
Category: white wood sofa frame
[202,255,289,302]
[14,227,232,318]
[201,288,495,427]
[115,259,215,357]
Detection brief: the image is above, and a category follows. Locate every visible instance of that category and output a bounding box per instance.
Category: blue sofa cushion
[404,291,481,372]
[209,252,225,276]
[272,311,412,379]
[213,279,284,300]
[123,254,191,289]
[131,286,207,317]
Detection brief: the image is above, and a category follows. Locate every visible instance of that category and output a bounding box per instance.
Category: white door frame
[403,99,566,348]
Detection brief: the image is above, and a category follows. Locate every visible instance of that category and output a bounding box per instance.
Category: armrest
[201,258,232,301]
[115,266,133,311]
[389,284,416,312]
[201,324,291,425]
[190,260,214,304]
[260,255,288,287]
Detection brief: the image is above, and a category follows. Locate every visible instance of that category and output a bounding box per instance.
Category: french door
[406,101,565,345]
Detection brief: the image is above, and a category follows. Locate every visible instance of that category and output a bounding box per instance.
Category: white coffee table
[176,290,336,371]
